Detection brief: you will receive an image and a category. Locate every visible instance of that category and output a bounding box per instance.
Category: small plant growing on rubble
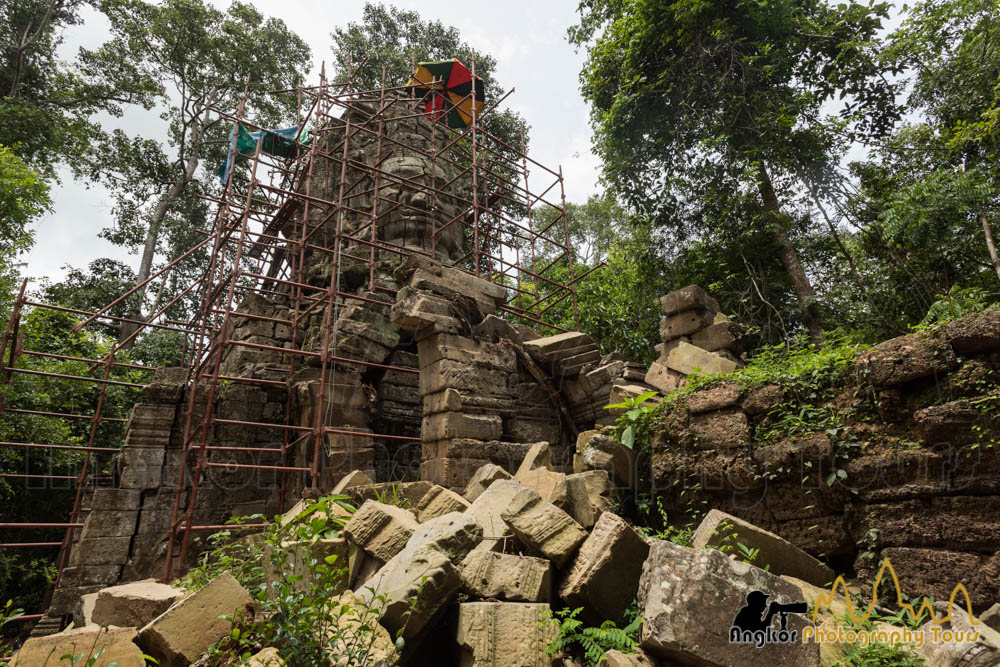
[185,495,412,666]
[834,640,925,666]
[541,604,642,666]
[605,390,659,450]
[1,600,24,659]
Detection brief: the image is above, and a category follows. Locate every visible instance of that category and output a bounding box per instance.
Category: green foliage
[0,144,49,255]
[628,493,696,546]
[916,287,993,329]
[605,390,658,451]
[179,495,404,666]
[541,606,642,667]
[706,520,767,569]
[1,599,24,658]
[834,641,925,666]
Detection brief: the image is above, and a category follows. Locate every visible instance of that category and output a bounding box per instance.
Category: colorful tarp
[407,59,486,129]
[218,123,309,185]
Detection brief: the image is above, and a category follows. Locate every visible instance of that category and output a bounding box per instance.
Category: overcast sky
[23,0,600,284]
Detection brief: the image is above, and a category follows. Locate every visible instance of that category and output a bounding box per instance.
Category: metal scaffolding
[0,61,578,625]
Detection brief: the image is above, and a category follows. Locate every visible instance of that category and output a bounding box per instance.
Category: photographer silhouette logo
[729,590,809,647]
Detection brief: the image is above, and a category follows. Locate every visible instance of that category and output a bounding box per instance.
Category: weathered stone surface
[331,469,374,494]
[664,340,739,376]
[917,602,1000,666]
[460,550,551,602]
[417,484,472,521]
[982,603,1000,633]
[515,442,553,475]
[138,572,251,667]
[690,408,749,451]
[564,471,614,529]
[92,580,185,629]
[466,479,528,551]
[659,309,715,341]
[455,602,559,666]
[13,626,145,667]
[597,649,658,667]
[913,398,990,444]
[247,647,285,666]
[856,333,956,387]
[876,547,998,611]
[515,467,568,508]
[71,536,132,566]
[422,411,503,441]
[742,384,783,415]
[323,591,398,665]
[74,592,98,628]
[559,513,649,624]
[501,485,587,567]
[688,383,742,414]
[644,361,684,395]
[264,538,350,598]
[754,434,832,477]
[691,321,739,352]
[342,500,419,562]
[358,512,484,638]
[940,307,1000,355]
[463,463,512,502]
[359,543,460,640]
[660,286,720,316]
[396,255,507,318]
[638,540,820,666]
[523,331,595,363]
[693,510,834,587]
[579,434,636,489]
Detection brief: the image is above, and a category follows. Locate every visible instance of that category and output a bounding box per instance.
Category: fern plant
[541,606,642,666]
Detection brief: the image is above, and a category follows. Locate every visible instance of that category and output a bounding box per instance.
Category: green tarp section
[218,123,310,184]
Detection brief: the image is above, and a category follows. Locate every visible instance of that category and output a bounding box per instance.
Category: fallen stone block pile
[18,454,1000,667]
[645,285,743,395]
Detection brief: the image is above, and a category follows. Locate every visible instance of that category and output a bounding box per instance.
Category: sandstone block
[516,466,568,509]
[693,510,834,587]
[664,340,739,376]
[659,308,715,340]
[638,540,820,666]
[460,551,551,602]
[523,331,596,363]
[463,463,512,502]
[74,592,98,628]
[92,580,185,629]
[579,434,636,489]
[417,484,472,522]
[138,571,251,667]
[467,479,529,551]
[691,320,739,352]
[559,513,649,624]
[515,441,553,475]
[564,471,614,529]
[79,510,138,539]
[422,411,503,441]
[742,384,783,415]
[331,469,374,494]
[358,543,461,640]
[89,488,141,511]
[644,361,684,395]
[940,306,1000,355]
[659,285,720,316]
[501,485,587,567]
[248,647,284,666]
[13,626,145,667]
[71,537,132,566]
[456,602,559,666]
[342,500,419,562]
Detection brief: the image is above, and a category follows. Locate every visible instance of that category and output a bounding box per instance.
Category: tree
[88,0,311,334]
[570,0,898,341]
[0,0,157,179]
[528,193,628,266]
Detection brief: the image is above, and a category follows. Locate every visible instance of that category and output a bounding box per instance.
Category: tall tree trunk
[119,121,203,345]
[980,212,1000,282]
[757,162,823,342]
